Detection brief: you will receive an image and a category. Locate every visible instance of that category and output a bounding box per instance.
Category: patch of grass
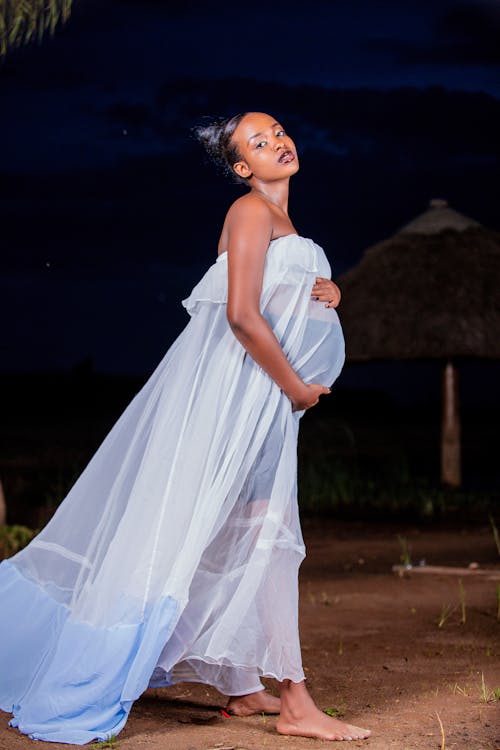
[479,672,500,703]
[90,735,119,749]
[298,452,497,520]
[450,682,470,697]
[0,524,37,559]
[324,707,344,718]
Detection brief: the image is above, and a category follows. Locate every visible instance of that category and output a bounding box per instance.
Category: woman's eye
[276,129,285,136]
[256,140,267,149]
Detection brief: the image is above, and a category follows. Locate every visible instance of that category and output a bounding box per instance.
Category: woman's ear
[233,160,252,180]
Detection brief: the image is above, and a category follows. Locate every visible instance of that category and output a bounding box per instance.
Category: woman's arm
[225,198,328,411]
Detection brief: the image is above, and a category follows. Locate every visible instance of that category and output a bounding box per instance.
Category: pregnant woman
[0,111,370,743]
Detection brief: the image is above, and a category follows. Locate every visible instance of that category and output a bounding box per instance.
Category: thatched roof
[398,198,480,235]
[336,200,500,361]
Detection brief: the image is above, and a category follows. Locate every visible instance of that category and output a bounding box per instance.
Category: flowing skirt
[0,238,345,744]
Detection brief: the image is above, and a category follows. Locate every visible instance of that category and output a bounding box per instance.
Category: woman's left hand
[311,277,341,308]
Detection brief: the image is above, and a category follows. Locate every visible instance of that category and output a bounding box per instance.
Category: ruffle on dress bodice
[182,234,332,316]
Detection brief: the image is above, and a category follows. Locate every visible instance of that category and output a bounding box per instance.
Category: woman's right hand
[290,383,331,412]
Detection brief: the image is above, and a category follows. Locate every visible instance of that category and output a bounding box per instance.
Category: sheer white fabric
[8,234,345,697]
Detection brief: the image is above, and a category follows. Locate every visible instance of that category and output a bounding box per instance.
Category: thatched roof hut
[336,198,500,487]
[337,199,500,361]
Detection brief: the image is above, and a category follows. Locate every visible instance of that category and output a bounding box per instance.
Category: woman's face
[231,112,299,183]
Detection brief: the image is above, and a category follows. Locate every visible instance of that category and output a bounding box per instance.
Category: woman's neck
[250,181,290,215]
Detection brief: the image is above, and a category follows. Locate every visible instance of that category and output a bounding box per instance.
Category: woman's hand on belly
[291,382,331,412]
[311,277,341,308]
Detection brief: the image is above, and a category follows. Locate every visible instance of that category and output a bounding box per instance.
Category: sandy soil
[1,520,499,750]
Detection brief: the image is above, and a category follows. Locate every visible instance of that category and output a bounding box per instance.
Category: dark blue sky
[1,0,499,404]
[1,0,499,173]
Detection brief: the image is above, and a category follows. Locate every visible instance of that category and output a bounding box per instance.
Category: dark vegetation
[0,369,497,548]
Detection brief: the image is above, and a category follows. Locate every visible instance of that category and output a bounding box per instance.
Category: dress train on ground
[0,234,345,744]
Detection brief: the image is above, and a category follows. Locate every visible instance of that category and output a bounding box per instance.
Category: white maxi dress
[0,233,345,744]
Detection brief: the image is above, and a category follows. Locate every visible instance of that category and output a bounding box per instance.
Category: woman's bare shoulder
[226,192,273,223]
[218,194,273,253]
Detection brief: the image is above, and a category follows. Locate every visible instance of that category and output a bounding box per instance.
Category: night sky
[1,0,499,405]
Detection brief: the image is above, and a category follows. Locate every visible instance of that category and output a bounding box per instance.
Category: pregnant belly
[263,291,346,389]
[293,301,345,388]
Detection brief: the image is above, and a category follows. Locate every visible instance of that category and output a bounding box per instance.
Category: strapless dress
[0,234,345,744]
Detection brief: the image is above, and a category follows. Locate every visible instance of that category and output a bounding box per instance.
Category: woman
[0,112,370,743]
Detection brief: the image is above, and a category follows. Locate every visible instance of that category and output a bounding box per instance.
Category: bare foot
[278,679,370,741]
[277,708,371,741]
[226,688,281,716]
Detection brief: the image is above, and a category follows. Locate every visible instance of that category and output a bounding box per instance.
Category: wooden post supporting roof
[441,360,461,487]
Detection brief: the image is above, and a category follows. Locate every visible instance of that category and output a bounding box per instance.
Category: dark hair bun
[192,113,248,184]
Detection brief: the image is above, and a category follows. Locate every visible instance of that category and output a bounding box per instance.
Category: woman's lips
[278,150,295,164]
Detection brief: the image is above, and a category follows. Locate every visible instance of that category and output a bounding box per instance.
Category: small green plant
[480,672,488,703]
[324,707,343,718]
[458,578,466,625]
[450,682,469,697]
[488,513,500,557]
[437,602,457,628]
[479,672,500,703]
[90,735,119,749]
[0,524,37,559]
[397,534,412,567]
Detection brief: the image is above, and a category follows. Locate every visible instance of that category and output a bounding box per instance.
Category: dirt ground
[1,519,499,750]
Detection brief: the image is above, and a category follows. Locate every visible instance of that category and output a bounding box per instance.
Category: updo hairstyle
[193,113,249,184]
